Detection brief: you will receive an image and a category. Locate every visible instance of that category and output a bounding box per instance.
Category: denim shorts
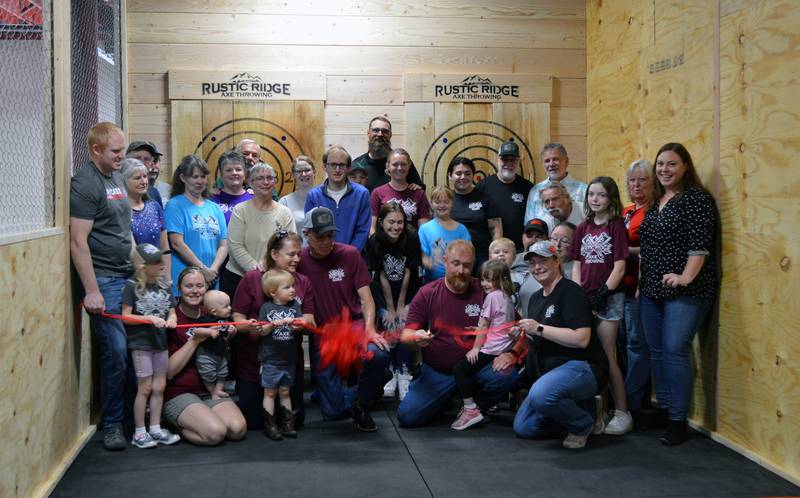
[597,291,625,321]
[260,363,295,389]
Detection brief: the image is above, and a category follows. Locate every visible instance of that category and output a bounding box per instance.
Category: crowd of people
[70,118,718,453]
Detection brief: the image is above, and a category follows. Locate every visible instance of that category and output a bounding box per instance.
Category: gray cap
[303,207,337,235]
[127,141,162,158]
[524,240,559,261]
[498,139,520,157]
[136,243,165,264]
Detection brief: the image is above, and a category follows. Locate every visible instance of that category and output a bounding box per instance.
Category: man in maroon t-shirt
[397,240,521,428]
[298,207,389,432]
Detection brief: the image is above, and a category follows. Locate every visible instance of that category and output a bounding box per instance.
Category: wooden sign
[404,73,552,103]
[169,71,326,100]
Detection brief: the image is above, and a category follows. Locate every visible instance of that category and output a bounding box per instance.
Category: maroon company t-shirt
[570,218,629,298]
[231,269,314,382]
[405,277,485,374]
[370,183,432,227]
[298,243,372,325]
[165,304,207,400]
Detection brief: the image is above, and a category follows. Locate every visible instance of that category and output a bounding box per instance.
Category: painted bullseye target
[419,120,535,188]
[193,117,307,196]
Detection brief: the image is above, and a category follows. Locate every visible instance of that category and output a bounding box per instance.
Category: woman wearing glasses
[219,162,296,299]
[232,231,316,429]
[279,155,317,240]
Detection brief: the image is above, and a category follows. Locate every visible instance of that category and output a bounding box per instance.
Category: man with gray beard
[476,139,534,252]
[539,181,584,234]
[351,116,424,192]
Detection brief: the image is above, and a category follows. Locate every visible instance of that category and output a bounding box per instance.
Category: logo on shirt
[106,186,127,201]
[512,192,525,203]
[580,232,612,264]
[264,308,297,341]
[383,254,407,282]
[135,288,171,319]
[468,202,483,211]
[388,197,417,220]
[465,304,481,317]
[328,268,345,282]
[545,304,555,319]
[191,213,221,240]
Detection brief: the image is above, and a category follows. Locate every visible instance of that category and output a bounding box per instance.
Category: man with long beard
[476,139,534,252]
[351,116,425,192]
[396,240,521,427]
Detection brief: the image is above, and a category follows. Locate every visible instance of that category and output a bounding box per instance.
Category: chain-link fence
[72,0,124,173]
[0,0,54,236]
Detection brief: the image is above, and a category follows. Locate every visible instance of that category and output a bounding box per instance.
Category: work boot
[280,406,297,438]
[264,411,283,441]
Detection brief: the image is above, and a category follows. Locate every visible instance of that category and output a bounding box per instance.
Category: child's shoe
[264,411,283,440]
[131,431,157,449]
[150,428,181,445]
[280,406,298,438]
[604,409,633,435]
[451,406,484,430]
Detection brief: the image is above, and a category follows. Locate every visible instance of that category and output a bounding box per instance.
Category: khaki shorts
[163,392,233,427]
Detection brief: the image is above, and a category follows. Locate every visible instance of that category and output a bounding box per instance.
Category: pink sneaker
[451,406,484,430]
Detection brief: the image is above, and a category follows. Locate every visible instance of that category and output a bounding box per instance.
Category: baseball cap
[524,240,559,261]
[523,218,549,236]
[498,139,520,158]
[136,243,165,264]
[127,141,162,158]
[303,207,337,235]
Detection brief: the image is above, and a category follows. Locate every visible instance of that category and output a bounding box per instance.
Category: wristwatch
[536,324,545,337]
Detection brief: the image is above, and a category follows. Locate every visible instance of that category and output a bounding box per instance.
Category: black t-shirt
[363,229,422,311]
[527,278,608,387]
[451,189,499,259]
[69,162,133,276]
[258,300,302,367]
[121,280,175,351]
[477,174,533,251]
[195,315,231,357]
[352,152,424,192]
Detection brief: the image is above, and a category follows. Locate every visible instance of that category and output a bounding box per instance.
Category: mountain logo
[434,75,520,101]
[230,72,263,83]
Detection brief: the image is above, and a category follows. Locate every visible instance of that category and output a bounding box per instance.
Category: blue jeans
[623,296,651,409]
[90,276,129,426]
[310,342,388,420]
[396,361,518,428]
[640,295,712,420]
[513,360,598,438]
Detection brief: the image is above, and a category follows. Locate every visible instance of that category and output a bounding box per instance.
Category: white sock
[134,427,147,437]
[464,402,477,409]
[149,424,162,435]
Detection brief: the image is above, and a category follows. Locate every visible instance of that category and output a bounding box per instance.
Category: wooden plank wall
[126,0,587,182]
[588,0,800,483]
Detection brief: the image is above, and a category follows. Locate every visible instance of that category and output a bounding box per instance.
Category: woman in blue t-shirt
[164,155,228,295]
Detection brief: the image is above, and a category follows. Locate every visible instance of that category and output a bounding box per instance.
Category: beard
[498,168,517,183]
[548,207,565,221]
[368,135,391,159]
[445,272,471,293]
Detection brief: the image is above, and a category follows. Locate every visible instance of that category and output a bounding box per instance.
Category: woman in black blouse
[638,143,717,446]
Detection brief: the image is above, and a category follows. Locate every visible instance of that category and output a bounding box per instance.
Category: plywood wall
[588,0,800,483]
[126,0,587,183]
[0,235,93,498]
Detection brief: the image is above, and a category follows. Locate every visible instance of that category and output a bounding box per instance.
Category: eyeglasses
[551,237,572,246]
[370,127,391,135]
[251,175,277,183]
[326,163,349,170]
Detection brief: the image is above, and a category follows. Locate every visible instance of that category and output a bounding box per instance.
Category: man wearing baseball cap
[511,218,551,314]
[298,207,389,432]
[476,138,533,252]
[127,140,170,206]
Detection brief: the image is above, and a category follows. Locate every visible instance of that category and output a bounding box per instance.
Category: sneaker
[397,372,412,401]
[591,395,606,435]
[451,406,484,431]
[383,370,398,398]
[131,431,157,449]
[604,409,633,435]
[150,428,181,445]
[352,400,377,432]
[562,432,589,449]
[103,424,127,451]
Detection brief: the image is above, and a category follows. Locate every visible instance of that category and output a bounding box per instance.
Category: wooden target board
[404,74,552,188]
[170,100,324,196]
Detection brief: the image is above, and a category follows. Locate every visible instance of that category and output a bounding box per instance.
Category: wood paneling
[588,0,800,483]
